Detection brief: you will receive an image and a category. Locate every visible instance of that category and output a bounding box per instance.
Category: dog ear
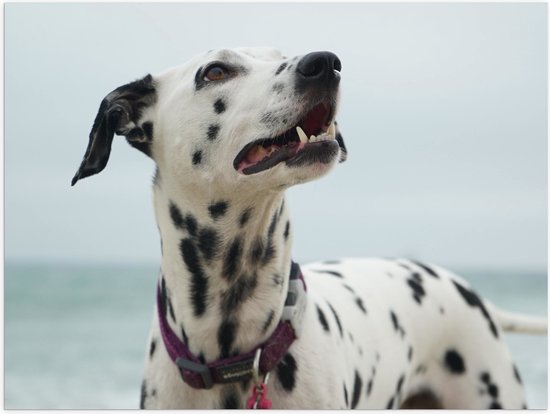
[334,121,347,162]
[71,74,156,186]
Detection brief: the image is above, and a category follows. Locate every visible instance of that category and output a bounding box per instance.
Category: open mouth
[234,101,339,175]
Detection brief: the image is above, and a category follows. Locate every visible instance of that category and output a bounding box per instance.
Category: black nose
[296,51,341,82]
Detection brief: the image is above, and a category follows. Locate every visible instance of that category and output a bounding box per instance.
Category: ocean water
[4,262,547,409]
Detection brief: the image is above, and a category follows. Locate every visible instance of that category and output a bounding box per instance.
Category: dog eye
[204,65,228,82]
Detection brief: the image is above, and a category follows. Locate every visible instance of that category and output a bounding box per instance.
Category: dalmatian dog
[72,47,546,409]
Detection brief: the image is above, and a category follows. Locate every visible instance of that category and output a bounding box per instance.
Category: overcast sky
[5,3,547,271]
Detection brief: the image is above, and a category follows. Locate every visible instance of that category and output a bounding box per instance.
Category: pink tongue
[246,145,272,164]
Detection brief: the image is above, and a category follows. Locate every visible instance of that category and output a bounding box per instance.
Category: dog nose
[296,51,341,83]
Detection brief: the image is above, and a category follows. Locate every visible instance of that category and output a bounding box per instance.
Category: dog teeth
[296,123,337,145]
[327,123,336,140]
[296,126,308,144]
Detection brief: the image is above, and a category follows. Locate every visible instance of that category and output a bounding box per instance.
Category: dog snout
[296,51,341,89]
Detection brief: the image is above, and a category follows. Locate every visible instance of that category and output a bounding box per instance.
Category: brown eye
[204,65,227,81]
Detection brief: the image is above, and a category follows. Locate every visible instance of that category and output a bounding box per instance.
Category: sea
[4,262,548,409]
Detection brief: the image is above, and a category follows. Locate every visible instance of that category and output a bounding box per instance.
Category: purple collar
[157,262,306,389]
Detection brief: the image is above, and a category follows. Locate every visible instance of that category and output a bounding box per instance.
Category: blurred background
[5,2,547,408]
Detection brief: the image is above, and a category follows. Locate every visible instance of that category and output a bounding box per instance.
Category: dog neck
[153,176,293,363]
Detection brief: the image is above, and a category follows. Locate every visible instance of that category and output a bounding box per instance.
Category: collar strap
[157,261,307,389]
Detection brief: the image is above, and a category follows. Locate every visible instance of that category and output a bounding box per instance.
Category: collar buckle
[176,357,214,389]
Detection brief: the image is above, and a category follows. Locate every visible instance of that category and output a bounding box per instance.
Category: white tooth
[327,123,336,140]
[311,134,328,143]
[296,126,308,144]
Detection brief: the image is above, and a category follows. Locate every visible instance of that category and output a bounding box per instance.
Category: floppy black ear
[334,121,347,162]
[71,74,156,186]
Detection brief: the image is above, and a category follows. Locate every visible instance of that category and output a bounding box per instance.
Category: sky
[5,2,547,271]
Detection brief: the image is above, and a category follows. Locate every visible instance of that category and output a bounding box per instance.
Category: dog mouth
[234,101,339,175]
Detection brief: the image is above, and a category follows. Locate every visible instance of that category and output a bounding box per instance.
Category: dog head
[72,48,347,193]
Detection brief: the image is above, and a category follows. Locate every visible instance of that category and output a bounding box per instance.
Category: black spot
[179,238,208,317]
[488,384,499,398]
[327,302,343,337]
[489,401,502,409]
[408,346,413,361]
[343,383,349,408]
[342,283,356,294]
[323,260,341,265]
[397,262,412,271]
[153,167,161,187]
[444,349,466,374]
[221,273,258,313]
[222,391,240,409]
[272,273,283,286]
[275,62,288,75]
[262,241,276,265]
[241,380,251,392]
[452,280,499,338]
[142,121,154,140]
[140,380,147,409]
[513,364,522,384]
[218,319,237,358]
[149,339,156,358]
[278,199,285,216]
[262,309,275,333]
[480,372,491,384]
[250,239,264,264]
[355,297,367,314]
[209,200,228,219]
[316,304,330,332]
[407,277,425,304]
[366,379,373,397]
[396,374,405,393]
[411,260,440,278]
[268,211,279,236]
[314,269,343,278]
[192,150,203,165]
[207,124,220,140]
[167,297,176,323]
[180,326,189,345]
[351,370,363,409]
[272,82,284,93]
[389,310,405,337]
[386,396,394,409]
[390,310,399,331]
[411,272,422,283]
[223,237,242,281]
[169,201,185,229]
[214,98,226,114]
[276,353,297,392]
[197,227,221,262]
[415,364,427,374]
[283,221,290,240]
[159,277,168,316]
[183,215,198,237]
[239,208,252,227]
